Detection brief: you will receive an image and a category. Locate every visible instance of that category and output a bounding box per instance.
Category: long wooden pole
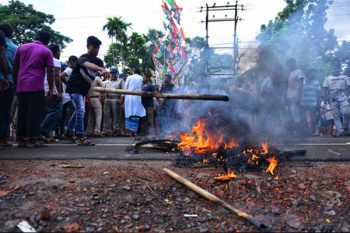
[94,87,229,102]
[163,168,270,230]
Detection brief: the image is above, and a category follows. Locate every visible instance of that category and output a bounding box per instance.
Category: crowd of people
[0,24,177,148]
[236,58,350,137]
[1,23,350,149]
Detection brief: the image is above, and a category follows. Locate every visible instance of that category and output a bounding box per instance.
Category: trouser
[287,99,301,133]
[145,106,155,135]
[103,99,121,134]
[288,100,301,124]
[0,85,15,139]
[86,97,102,134]
[300,106,318,135]
[330,100,350,134]
[67,94,85,136]
[41,95,62,135]
[16,91,46,141]
[120,105,125,135]
[60,100,74,135]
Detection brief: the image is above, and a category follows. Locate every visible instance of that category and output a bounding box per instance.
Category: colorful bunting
[151,0,188,88]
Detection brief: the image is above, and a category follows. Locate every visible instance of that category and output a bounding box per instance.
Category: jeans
[67,94,85,136]
[0,85,15,138]
[60,100,74,135]
[41,95,62,135]
[330,100,350,134]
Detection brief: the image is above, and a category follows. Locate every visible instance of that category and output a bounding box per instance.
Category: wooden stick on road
[94,87,229,102]
[163,168,271,230]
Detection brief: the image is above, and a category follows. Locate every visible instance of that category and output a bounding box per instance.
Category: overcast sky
[0,0,349,61]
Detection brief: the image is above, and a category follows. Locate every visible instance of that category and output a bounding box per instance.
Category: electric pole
[200,1,245,77]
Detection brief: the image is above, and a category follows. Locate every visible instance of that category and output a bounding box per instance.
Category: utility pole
[201,1,245,77]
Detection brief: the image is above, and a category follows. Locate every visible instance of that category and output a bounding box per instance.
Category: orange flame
[214,169,237,181]
[178,119,239,156]
[266,156,278,175]
[261,142,269,154]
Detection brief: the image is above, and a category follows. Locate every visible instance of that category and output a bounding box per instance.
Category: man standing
[65,36,110,145]
[0,30,8,91]
[40,44,62,142]
[0,24,18,147]
[286,58,305,135]
[159,74,176,134]
[322,63,350,137]
[102,68,124,136]
[86,74,104,137]
[141,71,156,136]
[13,31,55,148]
[59,55,78,137]
[122,68,146,136]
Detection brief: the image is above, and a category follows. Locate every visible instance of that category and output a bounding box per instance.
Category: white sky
[0,0,349,61]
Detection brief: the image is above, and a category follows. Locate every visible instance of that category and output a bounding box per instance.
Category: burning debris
[175,118,305,181]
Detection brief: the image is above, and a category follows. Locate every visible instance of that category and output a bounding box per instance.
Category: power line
[200,1,245,76]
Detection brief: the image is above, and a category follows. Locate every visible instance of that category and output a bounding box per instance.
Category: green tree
[125,32,146,69]
[103,17,131,67]
[0,0,72,49]
[257,0,338,76]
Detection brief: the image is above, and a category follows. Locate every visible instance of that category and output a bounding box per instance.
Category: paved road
[0,136,349,161]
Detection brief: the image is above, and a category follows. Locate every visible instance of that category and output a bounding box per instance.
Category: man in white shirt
[122,68,146,136]
[286,58,305,134]
[322,63,350,136]
[59,55,78,137]
[40,44,62,142]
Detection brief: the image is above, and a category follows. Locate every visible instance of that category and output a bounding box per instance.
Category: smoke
[156,1,339,143]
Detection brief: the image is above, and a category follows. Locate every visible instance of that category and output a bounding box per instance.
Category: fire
[178,119,239,156]
[261,142,269,154]
[214,169,237,181]
[266,156,278,175]
[178,119,280,179]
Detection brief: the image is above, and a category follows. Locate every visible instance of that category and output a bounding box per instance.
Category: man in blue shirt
[0,23,18,147]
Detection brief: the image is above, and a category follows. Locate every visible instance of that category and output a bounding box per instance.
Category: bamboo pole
[163,168,270,230]
[94,87,229,102]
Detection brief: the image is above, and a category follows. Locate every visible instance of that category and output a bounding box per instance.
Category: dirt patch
[0,160,349,232]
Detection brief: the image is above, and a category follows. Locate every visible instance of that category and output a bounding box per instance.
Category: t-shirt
[66,54,104,95]
[0,37,18,84]
[14,40,54,93]
[301,79,321,107]
[287,69,305,99]
[323,75,350,102]
[142,83,156,108]
[62,67,73,104]
[44,58,61,96]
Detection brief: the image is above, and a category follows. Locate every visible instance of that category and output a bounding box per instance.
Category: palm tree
[103,16,131,68]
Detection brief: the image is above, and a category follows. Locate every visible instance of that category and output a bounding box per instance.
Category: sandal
[0,140,13,148]
[34,143,48,148]
[64,133,78,143]
[77,137,95,146]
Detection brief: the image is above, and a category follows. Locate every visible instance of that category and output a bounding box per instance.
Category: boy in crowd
[65,36,110,145]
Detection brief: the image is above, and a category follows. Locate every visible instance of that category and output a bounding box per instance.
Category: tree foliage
[103,17,131,68]
[257,0,338,75]
[0,0,72,49]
